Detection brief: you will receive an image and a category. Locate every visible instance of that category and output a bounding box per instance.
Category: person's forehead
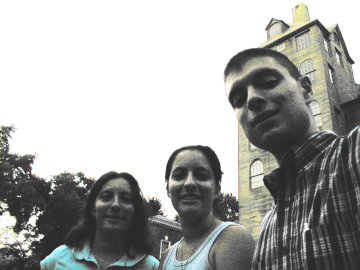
[101,177,131,191]
[172,150,209,168]
[225,56,291,95]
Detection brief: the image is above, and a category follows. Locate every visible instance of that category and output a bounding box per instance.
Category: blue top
[161,222,235,270]
[40,241,159,270]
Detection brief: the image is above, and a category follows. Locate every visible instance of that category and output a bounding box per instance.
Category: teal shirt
[40,242,159,270]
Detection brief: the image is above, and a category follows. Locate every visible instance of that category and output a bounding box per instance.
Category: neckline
[174,222,231,266]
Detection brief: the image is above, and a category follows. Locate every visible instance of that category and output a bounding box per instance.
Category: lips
[180,194,201,200]
[251,109,279,127]
[104,215,124,220]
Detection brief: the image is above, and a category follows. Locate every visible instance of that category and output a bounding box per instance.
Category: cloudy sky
[1,0,359,218]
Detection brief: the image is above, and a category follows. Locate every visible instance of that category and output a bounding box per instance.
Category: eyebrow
[172,165,210,172]
[228,67,281,102]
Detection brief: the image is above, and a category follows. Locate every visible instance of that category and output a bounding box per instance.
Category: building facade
[238,3,360,238]
[148,215,182,260]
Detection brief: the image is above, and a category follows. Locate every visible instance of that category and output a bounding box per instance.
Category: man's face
[225,56,312,154]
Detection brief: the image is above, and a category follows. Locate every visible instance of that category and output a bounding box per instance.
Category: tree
[213,192,239,222]
[33,172,93,257]
[0,125,94,267]
[0,126,48,232]
[0,224,39,270]
[147,197,165,216]
[0,125,48,268]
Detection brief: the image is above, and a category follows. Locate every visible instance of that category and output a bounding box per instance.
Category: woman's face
[168,150,218,218]
[93,177,135,235]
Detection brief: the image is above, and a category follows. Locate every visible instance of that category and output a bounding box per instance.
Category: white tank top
[162,222,235,270]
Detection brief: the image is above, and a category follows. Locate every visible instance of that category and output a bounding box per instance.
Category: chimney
[292,3,310,23]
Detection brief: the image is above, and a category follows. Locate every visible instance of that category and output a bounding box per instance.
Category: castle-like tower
[238,3,360,237]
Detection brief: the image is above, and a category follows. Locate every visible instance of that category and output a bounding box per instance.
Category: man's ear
[299,75,313,103]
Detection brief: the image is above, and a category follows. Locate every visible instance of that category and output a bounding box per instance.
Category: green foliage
[0,125,94,268]
[147,197,165,216]
[213,192,239,222]
[0,125,44,229]
[33,172,93,257]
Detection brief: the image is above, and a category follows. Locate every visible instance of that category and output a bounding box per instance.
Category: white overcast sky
[1,1,359,219]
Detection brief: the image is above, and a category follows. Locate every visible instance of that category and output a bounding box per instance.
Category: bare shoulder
[210,224,255,270]
[219,224,254,245]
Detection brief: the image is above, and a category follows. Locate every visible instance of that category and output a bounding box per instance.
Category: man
[223,48,360,270]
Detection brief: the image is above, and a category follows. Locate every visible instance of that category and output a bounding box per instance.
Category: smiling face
[93,177,135,235]
[168,150,218,219]
[225,56,316,159]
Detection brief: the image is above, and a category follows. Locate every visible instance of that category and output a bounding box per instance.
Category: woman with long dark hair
[159,145,254,270]
[41,171,159,269]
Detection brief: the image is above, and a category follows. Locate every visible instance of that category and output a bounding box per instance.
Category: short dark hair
[64,171,151,254]
[224,47,301,80]
[165,145,223,192]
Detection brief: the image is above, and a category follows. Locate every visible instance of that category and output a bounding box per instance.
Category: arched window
[299,60,316,81]
[250,160,264,189]
[310,101,323,128]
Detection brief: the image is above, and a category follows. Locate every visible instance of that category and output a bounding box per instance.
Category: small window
[250,160,264,189]
[310,101,322,128]
[328,65,335,84]
[276,42,285,52]
[269,22,282,37]
[324,39,329,52]
[299,60,316,81]
[335,49,343,66]
[296,31,311,51]
[333,32,340,45]
[160,239,171,259]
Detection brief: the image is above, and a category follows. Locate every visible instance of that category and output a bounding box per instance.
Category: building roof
[149,215,182,231]
[261,19,354,64]
[327,24,354,64]
[265,18,289,31]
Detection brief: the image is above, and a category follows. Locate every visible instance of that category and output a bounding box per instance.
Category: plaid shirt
[252,125,360,270]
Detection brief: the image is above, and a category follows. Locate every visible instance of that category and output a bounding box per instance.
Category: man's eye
[194,172,210,181]
[256,77,279,89]
[194,168,211,180]
[231,94,246,108]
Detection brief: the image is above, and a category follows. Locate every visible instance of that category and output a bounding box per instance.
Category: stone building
[148,215,182,260]
[237,3,360,238]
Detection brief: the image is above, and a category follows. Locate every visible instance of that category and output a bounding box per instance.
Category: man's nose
[247,86,265,112]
